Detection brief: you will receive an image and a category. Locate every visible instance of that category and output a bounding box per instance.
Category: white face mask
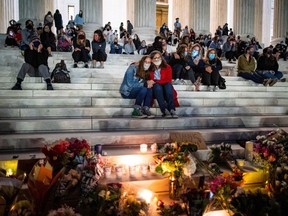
[154,60,162,66]
[143,63,151,70]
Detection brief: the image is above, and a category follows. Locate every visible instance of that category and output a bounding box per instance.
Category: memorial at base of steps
[1,128,288,216]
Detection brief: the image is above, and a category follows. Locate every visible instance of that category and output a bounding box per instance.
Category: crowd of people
[3,11,287,118]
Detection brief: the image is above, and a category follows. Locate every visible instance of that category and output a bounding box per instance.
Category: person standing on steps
[11,37,53,90]
[120,55,155,119]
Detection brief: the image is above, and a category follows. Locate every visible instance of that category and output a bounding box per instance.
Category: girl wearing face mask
[169,44,190,85]
[72,30,91,68]
[149,51,179,118]
[40,24,56,56]
[119,55,155,118]
[187,43,203,91]
[199,48,222,91]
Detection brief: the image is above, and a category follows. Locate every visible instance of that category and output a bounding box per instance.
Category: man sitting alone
[11,36,53,90]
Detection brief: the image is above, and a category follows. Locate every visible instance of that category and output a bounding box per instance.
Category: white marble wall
[210,0,227,35]
[0,0,17,33]
[170,0,190,31]
[134,0,156,29]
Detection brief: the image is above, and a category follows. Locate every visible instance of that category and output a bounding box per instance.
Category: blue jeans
[121,87,152,107]
[256,70,283,80]
[238,72,264,84]
[153,83,175,113]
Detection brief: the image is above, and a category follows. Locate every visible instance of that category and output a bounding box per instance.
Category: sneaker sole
[132,115,147,119]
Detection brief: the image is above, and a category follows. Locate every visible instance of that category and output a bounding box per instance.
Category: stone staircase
[0,47,288,159]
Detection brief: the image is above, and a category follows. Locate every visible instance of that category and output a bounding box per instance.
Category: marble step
[1,106,287,118]
[0,127,287,153]
[0,82,288,91]
[0,115,287,134]
[0,96,288,108]
[1,89,288,98]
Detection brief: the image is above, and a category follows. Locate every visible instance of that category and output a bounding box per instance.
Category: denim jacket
[119,64,144,97]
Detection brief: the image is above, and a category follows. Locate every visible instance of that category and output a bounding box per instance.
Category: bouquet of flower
[208,143,233,164]
[47,205,81,216]
[253,129,288,166]
[206,171,243,212]
[154,143,198,178]
[158,201,186,216]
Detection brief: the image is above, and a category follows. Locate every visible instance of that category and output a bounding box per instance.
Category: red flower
[69,139,90,156]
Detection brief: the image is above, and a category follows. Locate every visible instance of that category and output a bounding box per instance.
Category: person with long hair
[119,55,155,118]
[91,29,107,68]
[40,23,56,56]
[199,48,222,91]
[149,51,178,118]
[72,30,90,68]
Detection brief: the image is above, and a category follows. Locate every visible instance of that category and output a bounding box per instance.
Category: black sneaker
[47,84,54,90]
[11,83,22,90]
[170,110,178,118]
[84,63,89,68]
[131,108,147,119]
[73,63,78,68]
[142,107,155,119]
[280,78,286,82]
[162,109,172,118]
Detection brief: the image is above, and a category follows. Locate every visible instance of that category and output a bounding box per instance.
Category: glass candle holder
[94,144,103,155]
[140,144,148,153]
[104,166,111,178]
[115,166,123,179]
[129,165,136,178]
[141,165,148,176]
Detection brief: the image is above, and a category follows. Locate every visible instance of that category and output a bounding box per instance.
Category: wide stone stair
[0,48,288,160]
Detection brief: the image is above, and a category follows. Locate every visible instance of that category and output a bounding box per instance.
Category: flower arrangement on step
[252,128,288,195]
[208,143,233,165]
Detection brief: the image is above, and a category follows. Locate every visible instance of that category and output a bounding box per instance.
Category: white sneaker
[213,86,219,91]
[180,79,186,85]
[173,79,181,85]
[207,86,213,91]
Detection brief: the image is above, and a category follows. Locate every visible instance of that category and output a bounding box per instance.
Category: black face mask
[114,42,118,45]
[79,13,83,18]
[26,24,33,30]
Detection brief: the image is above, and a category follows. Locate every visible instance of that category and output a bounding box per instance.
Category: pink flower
[268,154,276,162]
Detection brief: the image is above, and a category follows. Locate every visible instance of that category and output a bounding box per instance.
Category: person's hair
[177,44,188,58]
[245,46,253,54]
[149,50,168,69]
[136,55,151,80]
[77,30,86,45]
[189,43,202,55]
[93,29,105,42]
[55,9,59,14]
[203,48,218,63]
[180,35,190,45]
[25,19,33,26]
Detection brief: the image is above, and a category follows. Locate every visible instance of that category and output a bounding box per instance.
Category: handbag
[218,76,226,89]
[51,60,71,83]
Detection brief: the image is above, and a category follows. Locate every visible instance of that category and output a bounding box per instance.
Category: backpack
[51,60,71,83]
[218,76,226,89]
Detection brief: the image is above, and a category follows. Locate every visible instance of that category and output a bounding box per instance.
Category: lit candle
[104,166,111,178]
[140,144,148,153]
[150,143,157,153]
[141,165,148,176]
[139,189,153,204]
[203,210,231,216]
[115,166,123,179]
[129,165,136,178]
[149,164,156,173]
[245,141,254,161]
[6,168,13,176]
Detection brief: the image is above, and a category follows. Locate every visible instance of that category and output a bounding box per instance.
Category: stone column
[273,0,288,38]
[80,0,103,37]
[210,0,227,35]
[171,0,190,30]
[126,0,135,27]
[0,0,17,33]
[19,0,54,23]
[233,0,255,36]
[190,0,211,34]
[134,0,157,42]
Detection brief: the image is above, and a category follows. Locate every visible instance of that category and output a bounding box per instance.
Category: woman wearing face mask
[40,24,56,56]
[199,48,222,91]
[119,55,155,118]
[149,51,179,118]
[72,30,91,68]
[74,10,85,30]
[138,40,148,55]
[110,38,122,54]
[20,19,38,52]
[187,43,203,91]
[168,44,190,85]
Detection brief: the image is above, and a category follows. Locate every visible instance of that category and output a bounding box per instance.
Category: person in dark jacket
[40,24,56,56]
[11,37,53,90]
[127,20,133,35]
[147,36,163,54]
[72,30,91,68]
[91,29,107,68]
[54,9,63,35]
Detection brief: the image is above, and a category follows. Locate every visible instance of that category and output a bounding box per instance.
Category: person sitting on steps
[119,55,155,119]
[91,29,107,68]
[72,30,90,68]
[11,36,53,90]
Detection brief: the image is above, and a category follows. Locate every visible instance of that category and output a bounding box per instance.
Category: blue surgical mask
[192,50,199,57]
[209,53,216,60]
[184,51,188,57]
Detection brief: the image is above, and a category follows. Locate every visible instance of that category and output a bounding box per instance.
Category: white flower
[183,154,197,176]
